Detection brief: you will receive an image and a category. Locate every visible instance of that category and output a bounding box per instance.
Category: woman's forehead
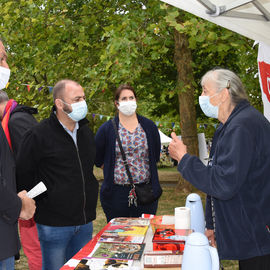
[119,89,134,97]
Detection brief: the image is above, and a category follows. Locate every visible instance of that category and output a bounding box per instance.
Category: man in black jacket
[16,79,99,270]
[0,90,42,270]
[0,38,36,269]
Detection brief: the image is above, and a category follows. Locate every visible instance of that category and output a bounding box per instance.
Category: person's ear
[221,88,230,102]
[55,99,63,110]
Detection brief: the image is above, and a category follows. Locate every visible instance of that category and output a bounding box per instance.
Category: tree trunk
[173,25,199,192]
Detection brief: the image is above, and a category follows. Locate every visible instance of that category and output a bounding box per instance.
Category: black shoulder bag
[112,119,160,207]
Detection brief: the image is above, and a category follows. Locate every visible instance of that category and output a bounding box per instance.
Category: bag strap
[111,119,137,206]
[111,119,134,185]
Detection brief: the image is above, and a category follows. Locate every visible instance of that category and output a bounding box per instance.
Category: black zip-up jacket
[16,108,99,226]
[9,104,38,156]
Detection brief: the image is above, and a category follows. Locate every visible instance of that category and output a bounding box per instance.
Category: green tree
[0,0,261,181]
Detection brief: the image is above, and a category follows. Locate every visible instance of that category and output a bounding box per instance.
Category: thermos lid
[186,193,201,202]
[186,232,208,246]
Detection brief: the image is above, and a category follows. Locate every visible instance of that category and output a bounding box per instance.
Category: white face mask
[199,92,219,119]
[0,66,10,90]
[118,100,137,116]
[62,100,88,122]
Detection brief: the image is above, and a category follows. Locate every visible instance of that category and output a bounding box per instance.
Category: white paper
[27,181,47,199]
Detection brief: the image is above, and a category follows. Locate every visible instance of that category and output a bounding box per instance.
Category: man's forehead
[65,83,84,97]
[65,82,83,91]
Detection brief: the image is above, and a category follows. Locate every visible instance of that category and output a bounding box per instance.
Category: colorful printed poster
[111,217,150,226]
[86,243,145,261]
[99,234,145,244]
[74,258,132,270]
[102,225,148,237]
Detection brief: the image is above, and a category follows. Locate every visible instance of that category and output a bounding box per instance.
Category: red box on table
[152,228,192,252]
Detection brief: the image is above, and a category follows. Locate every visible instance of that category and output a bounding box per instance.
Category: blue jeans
[0,256,14,270]
[101,184,158,223]
[36,222,93,270]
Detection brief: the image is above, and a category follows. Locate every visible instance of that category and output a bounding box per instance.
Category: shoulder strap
[111,119,134,185]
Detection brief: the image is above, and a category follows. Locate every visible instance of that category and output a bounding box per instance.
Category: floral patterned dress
[114,122,150,185]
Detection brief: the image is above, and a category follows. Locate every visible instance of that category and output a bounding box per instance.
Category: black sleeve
[16,128,40,192]
[0,184,22,225]
[95,123,107,167]
[9,113,38,157]
[0,127,22,224]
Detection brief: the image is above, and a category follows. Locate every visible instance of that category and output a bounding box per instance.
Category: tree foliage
[0,0,261,138]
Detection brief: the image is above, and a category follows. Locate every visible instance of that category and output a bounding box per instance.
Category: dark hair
[0,90,9,103]
[52,79,79,102]
[114,84,137,102]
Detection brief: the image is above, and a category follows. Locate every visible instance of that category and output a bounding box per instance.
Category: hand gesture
[18,190,36,220]
[168,132,187,163]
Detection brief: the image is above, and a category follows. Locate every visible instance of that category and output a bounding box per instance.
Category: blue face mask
[199,93,219,119]
[62,100,88,122]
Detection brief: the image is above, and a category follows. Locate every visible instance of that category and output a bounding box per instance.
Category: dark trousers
[239,253,270,270]
[101,184,158,223]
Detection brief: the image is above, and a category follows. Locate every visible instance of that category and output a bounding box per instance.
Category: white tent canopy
[158,129,172,145]
[160,0,270,45]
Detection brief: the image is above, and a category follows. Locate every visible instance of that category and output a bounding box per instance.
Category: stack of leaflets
[99,217,149,244]
[86,242,145,261]
[74,258,132,270]
[144,250,182,268]
[75,217,150,269]
[111,217,150,226]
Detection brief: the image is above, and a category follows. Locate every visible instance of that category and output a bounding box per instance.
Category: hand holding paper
[27,181,47,199]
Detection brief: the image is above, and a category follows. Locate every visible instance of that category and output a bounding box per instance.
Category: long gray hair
[201,68,248,105]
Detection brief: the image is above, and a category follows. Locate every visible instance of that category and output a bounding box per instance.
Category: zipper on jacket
[75,145,87,224]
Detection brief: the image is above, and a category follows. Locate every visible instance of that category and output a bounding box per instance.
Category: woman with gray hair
[169,68,270,269]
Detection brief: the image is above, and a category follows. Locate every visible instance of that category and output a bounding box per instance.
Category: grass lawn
[15,167,238,269]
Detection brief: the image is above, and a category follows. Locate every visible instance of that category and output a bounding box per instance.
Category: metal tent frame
[198,0,270,21]
[160,0,270,45]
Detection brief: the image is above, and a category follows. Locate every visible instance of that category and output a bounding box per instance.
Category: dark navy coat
[178,100,270,260]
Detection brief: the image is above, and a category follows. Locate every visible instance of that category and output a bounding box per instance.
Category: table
[60,219,181,270]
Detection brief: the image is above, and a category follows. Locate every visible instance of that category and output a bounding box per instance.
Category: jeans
[101,184,158,223]
[0,256,14,270]
[36,222,93,270]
